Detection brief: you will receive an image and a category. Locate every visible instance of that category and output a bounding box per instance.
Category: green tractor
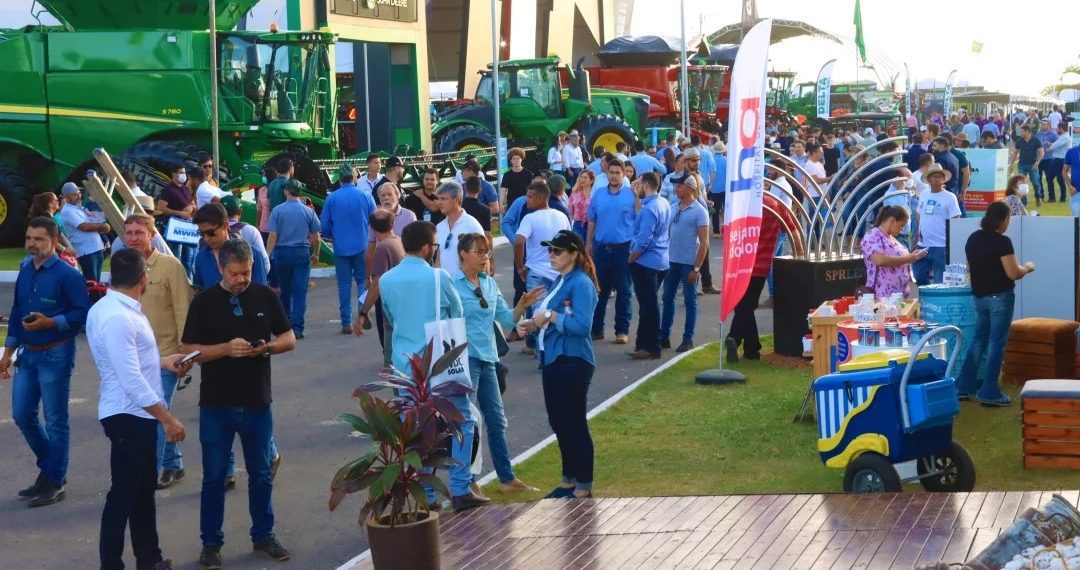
[0,0,338,244]
[432,57,649,160]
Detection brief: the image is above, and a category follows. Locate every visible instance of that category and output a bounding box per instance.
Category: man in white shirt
[561,132,585,184]
[357,153,382,196]
[87,249,190,570]
[59,182,110,281]
[913,164,962,285]
[435,182,485,276]
[122,170,148,198]
[1049,106,1064,131]
[515,181,571,354]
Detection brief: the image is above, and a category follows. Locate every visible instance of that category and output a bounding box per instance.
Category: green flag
[853,0,866,64]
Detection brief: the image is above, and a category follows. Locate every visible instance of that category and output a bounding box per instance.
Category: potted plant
[329,339,472,570]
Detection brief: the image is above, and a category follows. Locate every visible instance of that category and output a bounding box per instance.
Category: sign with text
[958,147,1008,215]
[331,0,417,23]
[164,218,200,246]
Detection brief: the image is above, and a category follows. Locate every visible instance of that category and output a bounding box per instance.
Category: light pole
[679,0,690,136]
[209,0,221,181]
[491,0,503,188]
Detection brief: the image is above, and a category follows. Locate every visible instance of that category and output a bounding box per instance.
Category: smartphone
[178,351,202,366]
[22,314,38,324]
[250,339,267,349]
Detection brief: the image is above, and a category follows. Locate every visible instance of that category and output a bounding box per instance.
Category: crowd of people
[3,100,1075,566]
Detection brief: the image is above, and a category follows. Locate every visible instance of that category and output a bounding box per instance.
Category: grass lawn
[485,338,1078,502]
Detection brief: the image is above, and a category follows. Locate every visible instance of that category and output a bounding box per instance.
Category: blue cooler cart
[813,326,976,493]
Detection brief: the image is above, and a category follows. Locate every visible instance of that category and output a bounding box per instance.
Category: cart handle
[899,325,965,431]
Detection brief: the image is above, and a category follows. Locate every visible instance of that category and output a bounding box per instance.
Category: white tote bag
[424,269,471,387]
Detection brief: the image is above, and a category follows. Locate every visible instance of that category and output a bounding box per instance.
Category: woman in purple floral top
[861,206,927,298]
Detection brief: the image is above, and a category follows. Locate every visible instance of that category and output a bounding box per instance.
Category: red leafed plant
[329,339,472,527]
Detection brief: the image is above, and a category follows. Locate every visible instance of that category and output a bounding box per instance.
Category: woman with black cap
[517,230,600,499]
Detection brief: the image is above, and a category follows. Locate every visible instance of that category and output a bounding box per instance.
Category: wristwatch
[692,267,700,273]
[544,310,552,321]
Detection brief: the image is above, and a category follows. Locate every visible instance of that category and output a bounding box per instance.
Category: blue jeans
[273,246,311,335]
[629,262,665,353]
[167,240,196,281]
[1044,158,1065,201]
[913,246,947,285]
[446,390,476,497]
[524,271,555,350]
[156,370,183,473]
[199,406,275,548]
[572,221,588,242]
[958,291,1015,402]
[333,253,366,328]
[661,263,698,343]
[591,243,633,336]
[12,341,76,486]
[78,250,105,282]
[469,357,515,483]
[766,233,787,298]
[1020,164,1043,199]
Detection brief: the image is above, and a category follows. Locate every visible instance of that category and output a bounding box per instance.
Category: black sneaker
[253,537,291,561]
[545,486,575,499]
[157,469,185,490]
[660,338,672,349]
[676,341,694,353]
[28,479,65,508]
[980,395,1013,408]
[17,473,46,499]
[744,352,761,361]
[724,337,739,364]
[198,547,222,569]
[225,475,237,491]
[957,392,973,402]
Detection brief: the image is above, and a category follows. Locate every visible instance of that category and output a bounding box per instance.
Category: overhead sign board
[331,0,417,23]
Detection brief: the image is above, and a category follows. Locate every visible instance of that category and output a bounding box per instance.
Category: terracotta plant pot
[365,510,441,570]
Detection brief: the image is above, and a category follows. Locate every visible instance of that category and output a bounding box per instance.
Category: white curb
[334,343,707,570]
[0,238,511,284]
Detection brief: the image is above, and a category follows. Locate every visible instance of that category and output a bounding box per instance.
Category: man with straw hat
[912,163,961,285]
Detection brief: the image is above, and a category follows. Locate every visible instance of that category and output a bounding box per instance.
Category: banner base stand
[695,369,747,385]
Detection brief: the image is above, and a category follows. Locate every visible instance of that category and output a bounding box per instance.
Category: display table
[809,300,920,380]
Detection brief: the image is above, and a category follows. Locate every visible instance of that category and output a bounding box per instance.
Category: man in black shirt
[371,155,405,199]
[500,147,534,207]
[1011,125,1044,206]
[181,239,296,568]
[404,168,446,225]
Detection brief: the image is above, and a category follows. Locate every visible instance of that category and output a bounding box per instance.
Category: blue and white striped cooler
[816,383,874,441]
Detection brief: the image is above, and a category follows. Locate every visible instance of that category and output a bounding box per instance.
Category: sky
[631,0,1080,97]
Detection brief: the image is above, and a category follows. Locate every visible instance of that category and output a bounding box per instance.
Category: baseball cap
[671,172,700,191]
[61,182,80,197]
[863,127,874,136]
[540,229,584,253]
[569,130,580,138]
[385,156,404,168]
[220,195,241,215]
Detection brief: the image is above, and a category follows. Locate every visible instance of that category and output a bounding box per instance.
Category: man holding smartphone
[180,239,296,568]
[0,216,89,508]
[88,249,192,570]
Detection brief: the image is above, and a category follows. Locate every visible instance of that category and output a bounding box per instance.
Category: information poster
[958,148,1008,216]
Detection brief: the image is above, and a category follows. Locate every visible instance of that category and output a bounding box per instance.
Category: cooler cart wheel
[843,453,902,493]
[916,442,976,492]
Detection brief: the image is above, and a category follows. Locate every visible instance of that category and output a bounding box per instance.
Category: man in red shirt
[724,194,793,362]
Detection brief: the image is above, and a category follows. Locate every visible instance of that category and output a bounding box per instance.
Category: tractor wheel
[842,453,902,493]
[263,151,331,200]
[62,140,224,200]
[577,114,637,157]
[433,124,496,155]
[0,166,32,246]
[917,442,976,492]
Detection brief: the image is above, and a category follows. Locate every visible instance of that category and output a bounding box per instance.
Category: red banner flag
[721,19,772,320]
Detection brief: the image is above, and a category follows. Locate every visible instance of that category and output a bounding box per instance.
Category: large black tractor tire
[62,141,224,201]
[433,124,496,155]
[262,151,331,201]
[577,114,638,157]
[0,166,32,246]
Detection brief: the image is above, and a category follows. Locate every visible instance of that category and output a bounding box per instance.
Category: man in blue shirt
[931,136,963,209]
[629,141,666,177]
[692,135,715,188]
[587,146,606,175]
[586,158,636,343]
[267,180,322,339]
[378,221,480,509]
[709,144,727,236]
[1011,125,1045,206]
[192,204,268,291]
[904,133,929,172]
[627,172,671,360]
[1,216,90,507]
[459,161,500,215]
[322,163,377,334]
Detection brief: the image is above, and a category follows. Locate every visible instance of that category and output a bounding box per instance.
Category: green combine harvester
[0,0,338,244]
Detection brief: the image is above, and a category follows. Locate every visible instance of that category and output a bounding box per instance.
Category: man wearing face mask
[158,163,197,279]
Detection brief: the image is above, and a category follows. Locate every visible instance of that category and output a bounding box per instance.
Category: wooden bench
[1023,379,1080,470]
[1004,318,1079,385]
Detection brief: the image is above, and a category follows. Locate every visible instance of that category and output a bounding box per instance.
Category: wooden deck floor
[350,490,1080,569]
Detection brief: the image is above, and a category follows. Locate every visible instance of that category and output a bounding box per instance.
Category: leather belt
[24,337,72,353]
